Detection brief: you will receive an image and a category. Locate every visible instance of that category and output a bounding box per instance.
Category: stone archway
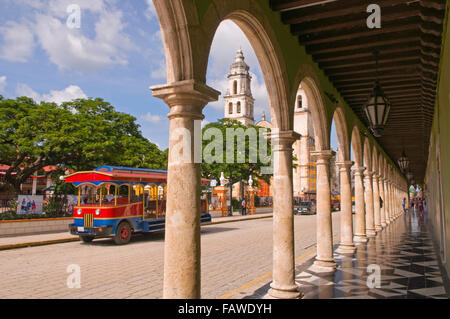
[332,106,350,162]
[297,76,330,152]
[352,126,368,243]
[332,107,355,255]
[151,0,301,299]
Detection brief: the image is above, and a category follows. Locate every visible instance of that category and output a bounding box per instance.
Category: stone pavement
[0,210,273,251]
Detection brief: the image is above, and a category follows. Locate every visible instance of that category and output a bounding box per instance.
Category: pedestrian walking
[241,199,247,215]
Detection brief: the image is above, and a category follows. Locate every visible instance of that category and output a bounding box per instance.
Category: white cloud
[0,21,35,62]
[0,76,6,94]
[145,0,157,21]
[1,0,135,72]
[141,112,163,125]
[16,83,41,102]
[16,84,87,104]
[43,85,88,104]
[33,6,134,72]
[249,72,270,119]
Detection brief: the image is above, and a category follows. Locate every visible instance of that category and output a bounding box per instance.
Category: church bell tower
[223,49,255,126]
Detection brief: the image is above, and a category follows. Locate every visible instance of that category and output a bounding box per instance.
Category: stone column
[353,166,368,243]
[396,187,400,218]
[379,176,386,228]
[269,131,302,299]
[310,150,337,273]
[389,182,394,222]
[372,174,382,232]
[364,171,376,237]
[395,185,399,218]
[152,80,220,299]
[384,180,390,223]
[336,161,356,254]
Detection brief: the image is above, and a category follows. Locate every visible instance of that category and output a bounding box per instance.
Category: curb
[0,214,273,251]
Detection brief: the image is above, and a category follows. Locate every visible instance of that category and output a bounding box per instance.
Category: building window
[233,81,238,95]
[237,102,241,114]
[229,103,233,114]
[297,95,303,109]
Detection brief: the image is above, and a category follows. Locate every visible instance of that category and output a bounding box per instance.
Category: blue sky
[0,0,338,152]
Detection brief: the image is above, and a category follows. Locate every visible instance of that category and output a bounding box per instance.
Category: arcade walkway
[295,209,450,299]
[240,210,450,299]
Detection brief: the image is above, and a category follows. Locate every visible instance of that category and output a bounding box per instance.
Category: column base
[336,244,356,255]
[309,259,338,275]
[375,225,382,232]
[381,222,387,228]
[366,229,377,237]
[354,235,369,243]
[268,284,303,299]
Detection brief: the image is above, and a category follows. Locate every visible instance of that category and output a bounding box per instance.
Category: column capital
[311,150,335,162]
[336,161,354,171]
[364,170,374,178]
[351,166,366,175]
[268,130,301,153]
[151,80,220,119]
[268,130,301,145]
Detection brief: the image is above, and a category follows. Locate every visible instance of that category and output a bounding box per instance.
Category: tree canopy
[201,118,272,188]
[0,97,167,193]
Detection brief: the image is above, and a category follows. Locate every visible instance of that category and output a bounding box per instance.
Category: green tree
[0,97,167,193]
[201,118,272,214]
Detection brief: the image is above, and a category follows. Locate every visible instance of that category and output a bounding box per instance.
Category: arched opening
[330,107,351,211]
[298,78,329,152]
[153,1,302,299]
[203,15,299,299]
[229,102,233,114]
[292,83,316,203]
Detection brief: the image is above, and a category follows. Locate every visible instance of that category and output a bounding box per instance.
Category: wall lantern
[398,150,410,173]
[363,51,391,137]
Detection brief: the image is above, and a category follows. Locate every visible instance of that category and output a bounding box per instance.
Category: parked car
[294,202,316,215]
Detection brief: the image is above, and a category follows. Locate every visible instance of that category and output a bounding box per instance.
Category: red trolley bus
[64,166,211,244]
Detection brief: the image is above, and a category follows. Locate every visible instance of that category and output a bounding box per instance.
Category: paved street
[0,213,340,299]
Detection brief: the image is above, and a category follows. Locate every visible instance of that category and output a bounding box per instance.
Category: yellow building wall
[424,3,450,276]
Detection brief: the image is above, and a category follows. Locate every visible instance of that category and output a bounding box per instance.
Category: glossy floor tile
[298,210,450,299]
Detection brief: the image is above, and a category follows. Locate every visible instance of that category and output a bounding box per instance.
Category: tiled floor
[297,209,450,299]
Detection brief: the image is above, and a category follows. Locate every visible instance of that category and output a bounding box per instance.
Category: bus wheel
[80,236,95,243]
[114,222,132,245]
